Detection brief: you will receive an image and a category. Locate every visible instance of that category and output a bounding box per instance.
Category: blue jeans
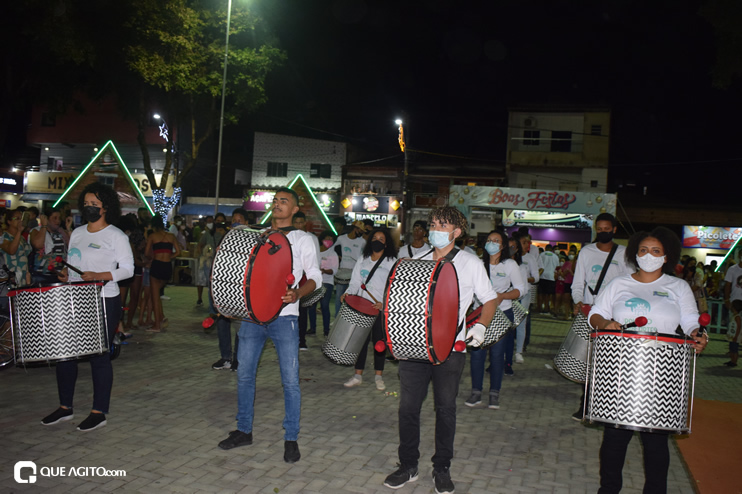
[515,317,527,354]
[334,283,349,316]
[217,316,238,362]
[320,283,334,335]
[236,315,300,441]
[469,308,513,393]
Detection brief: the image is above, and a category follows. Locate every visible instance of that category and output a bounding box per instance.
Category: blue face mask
[485,241,501,255]
[429,230,453,249]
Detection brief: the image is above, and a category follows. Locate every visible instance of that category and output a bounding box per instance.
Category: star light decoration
[159,123,169,142]
[152,187,182,218]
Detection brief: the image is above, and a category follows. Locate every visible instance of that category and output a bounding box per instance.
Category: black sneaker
[383,465,418,489]
[571,410,583,422]
[41,407,73,426]
[504,364,514,376]
[724,361,738,367]
[77,413,107,431]
[212,358,231,370]
[231,360,239,372]
[218,430,253,450]
[299,343,308,351]
[284,440,300,463]
[433,467,455,494]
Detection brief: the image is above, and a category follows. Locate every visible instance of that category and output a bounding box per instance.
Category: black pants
[599,427,670,494]
[355,315,385,372]
[398,352,465,470]
[56,296,121,414]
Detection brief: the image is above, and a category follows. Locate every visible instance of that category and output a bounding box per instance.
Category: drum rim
[586,418,688,435]
[9,281,104,296]
[246,230,293,323]
[426,260,459,364]
[344,294,379,316]
[591,329,693,344]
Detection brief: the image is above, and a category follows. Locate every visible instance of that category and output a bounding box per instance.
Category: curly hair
[625,226,680,275]
[428,206,468,236]
[318,230,336,244]
[482,229,511,266]
[78,182,121,225]
[361,227,398,260]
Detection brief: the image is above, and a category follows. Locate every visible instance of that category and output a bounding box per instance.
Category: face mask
[484,242,501,256]
[596,231,614,244]
[206,223,214,230]
[568,254,575,260]
[371,240,385,252]
[636,254,666,273]
[322,239,333,248]
[176,220,182,226]
[232,222,242,228]
[429,230,453,249]
[82,206,102,223]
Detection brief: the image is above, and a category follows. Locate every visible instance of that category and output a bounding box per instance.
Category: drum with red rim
[585,329,695,434]
[322,295,379,365]
[382,258,459,364]
[211,228,293,323]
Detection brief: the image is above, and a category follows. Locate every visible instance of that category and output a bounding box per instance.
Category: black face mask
[371,240,385,253]
[82,206,102,223]
[595,231,614,244]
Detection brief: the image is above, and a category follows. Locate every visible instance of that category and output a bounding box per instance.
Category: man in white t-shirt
[538,245,560,313]
[333,221,366,315]
[402,220,432,258]
[724,259,742,308]
[383,206,496,494]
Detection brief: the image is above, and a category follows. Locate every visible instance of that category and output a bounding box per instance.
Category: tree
[125,0,286,211]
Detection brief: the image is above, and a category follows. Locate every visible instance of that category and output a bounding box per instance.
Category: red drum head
[247,231,293,323]
[427,261,459,363]
[345,294,379,316]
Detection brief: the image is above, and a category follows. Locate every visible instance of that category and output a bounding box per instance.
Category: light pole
[214,0,233,215]
[396,118,408,243]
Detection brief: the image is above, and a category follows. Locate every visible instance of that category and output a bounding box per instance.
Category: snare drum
[211,228,293,323]
[322,295,379,365]
[465,306,514,348]
[301,285,326,307]
[512,300,528,327]
[383,258,459,364]
[334,268,352,285]
[553,312,591,383]
[10,282,107,364]
[529,284,538,308]
[586,330,695,434]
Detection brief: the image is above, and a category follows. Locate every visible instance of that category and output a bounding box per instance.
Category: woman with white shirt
[318,231,339,337]
[41,182,134,432]
[588,227,707,493]
[466,230,525,409]
[508,237,530,364]
[341,227,398,391]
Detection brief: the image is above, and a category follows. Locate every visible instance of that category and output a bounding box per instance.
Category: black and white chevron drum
[211,228,293,323]
[586,331,694,433]
[529,284,538,308]
[383,258,459,364]
[300,285,326,307]
[512,301,528,327]
[10,282,107,364]
[553,312,591,383]
[481,308,514,348]
[322,295,378,365]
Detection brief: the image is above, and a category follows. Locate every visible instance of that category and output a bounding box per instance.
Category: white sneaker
[160,295,171,300]
[515,353,524,364]
[344,374,362,387]
[375,376,386,391]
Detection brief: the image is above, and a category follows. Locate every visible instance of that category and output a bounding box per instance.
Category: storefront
[450,185,617,251]
[0,171,28,211]
[340,194,402,243]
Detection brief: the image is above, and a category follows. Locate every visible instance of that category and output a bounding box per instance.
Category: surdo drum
[322,295,379,365]
[585,330,695,434]
[10,281,107,364]
[211,228,293,324]
[382,258,459,364]
[465,306,515,348]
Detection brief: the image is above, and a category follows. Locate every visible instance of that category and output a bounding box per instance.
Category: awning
[178,203,242,216]
[21,193,61,202]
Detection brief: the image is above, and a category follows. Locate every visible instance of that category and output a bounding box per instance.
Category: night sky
[240,0,741,204]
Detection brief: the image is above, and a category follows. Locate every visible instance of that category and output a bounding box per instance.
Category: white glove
[466,323,486,347]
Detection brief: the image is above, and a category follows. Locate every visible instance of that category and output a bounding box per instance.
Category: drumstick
[360,284,380,305]
[54,256,84,276]
[619,316,648,330]
[696,313,711,337]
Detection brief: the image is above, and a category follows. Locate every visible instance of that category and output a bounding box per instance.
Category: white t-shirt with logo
[572,243,631,305]
[347,255,397,304]
[402,243,431,259]
[67,224,134,298]
[486,258,526,311]
[539,251,560,281]
[335,234,366,271]
[725,264,742,303]
[588,274,699,335]
[414,249,496,351]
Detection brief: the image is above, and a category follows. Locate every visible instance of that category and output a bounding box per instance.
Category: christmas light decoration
[152,186,182,219]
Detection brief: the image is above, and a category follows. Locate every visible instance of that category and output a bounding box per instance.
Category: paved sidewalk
[1,287,734,493]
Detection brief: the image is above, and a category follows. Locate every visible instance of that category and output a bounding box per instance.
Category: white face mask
[429,230,454,249]
[636,254,666,273]
[206,223,214,230]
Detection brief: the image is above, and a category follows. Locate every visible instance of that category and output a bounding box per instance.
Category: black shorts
[150,259,172,281]
[539,279,556,295]
[563,282,572,294]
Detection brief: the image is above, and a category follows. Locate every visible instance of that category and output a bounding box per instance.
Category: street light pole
[396,118,408,243]
[214,0,233,216]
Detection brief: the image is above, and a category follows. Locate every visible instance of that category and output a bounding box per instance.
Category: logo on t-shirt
[496,272,507,277]
[625,297,651,316]
[591,264,602,274]
[653,291,669,298]
[360,269,370,280]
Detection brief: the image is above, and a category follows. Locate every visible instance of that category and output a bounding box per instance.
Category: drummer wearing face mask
[587,226,707,494]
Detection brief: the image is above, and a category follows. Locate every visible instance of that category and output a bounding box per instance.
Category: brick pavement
[1,286,734,493]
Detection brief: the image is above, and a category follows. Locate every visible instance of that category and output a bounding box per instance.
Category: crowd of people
[3,189,738,493]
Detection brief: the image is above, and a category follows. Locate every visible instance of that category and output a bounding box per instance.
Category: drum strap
[407,244,413,258]
[588,243,618,297]
[364,256,386,286]
[421,248,460,261]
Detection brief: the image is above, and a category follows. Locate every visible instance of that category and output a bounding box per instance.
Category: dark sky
[238,0,741,204]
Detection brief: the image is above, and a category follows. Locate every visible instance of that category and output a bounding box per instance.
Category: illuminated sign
[25,171,173,197]
[0,172,23,193]
[450,185,616,215]
[683,226,742,249]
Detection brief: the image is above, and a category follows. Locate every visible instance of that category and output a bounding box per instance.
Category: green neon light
[715,235,741,272]
[259,173,337,235]
[53,140,155,215]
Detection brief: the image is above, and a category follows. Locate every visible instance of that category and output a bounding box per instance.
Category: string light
[152,187,182,218]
